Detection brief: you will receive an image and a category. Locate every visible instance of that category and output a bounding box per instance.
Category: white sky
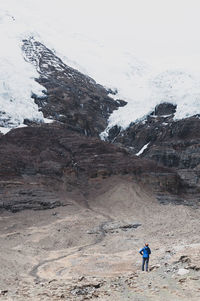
[2,0,200,70]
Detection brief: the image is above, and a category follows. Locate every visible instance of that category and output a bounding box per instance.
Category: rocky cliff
[106,103,200,193]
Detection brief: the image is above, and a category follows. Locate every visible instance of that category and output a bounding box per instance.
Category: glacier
[1,0,200,134]
[0,10,45,132]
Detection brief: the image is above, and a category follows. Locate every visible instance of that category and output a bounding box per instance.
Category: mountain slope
[106,102,200,195]
[0,122,185,212]
[22,38,125,137]
[1,6,200,135]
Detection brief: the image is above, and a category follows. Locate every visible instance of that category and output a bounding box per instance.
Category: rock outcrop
[22,38,126,137]
[106,103,200,191]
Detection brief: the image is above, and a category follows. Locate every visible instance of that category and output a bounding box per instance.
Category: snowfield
[0,10,45,131]
[1,0,200,134]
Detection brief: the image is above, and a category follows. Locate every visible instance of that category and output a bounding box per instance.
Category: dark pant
[142,257,149,271]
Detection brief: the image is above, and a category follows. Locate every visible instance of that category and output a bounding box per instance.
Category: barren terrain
[1,25,200,301]
[1,176,200,300]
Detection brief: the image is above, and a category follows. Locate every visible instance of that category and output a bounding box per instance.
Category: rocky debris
[0,290,8,296]
[177,268,189,276]
[190,276,200,280]
[70,282,103,299]
[118,223,141,230]
[0,273,161,300]
[189,266,200,271]
[174,254,200,271]
[178,255,191,264]
[0,185,63,212]
[87,221,141,235]
[161,249,200,289]
[7,277,106,301]
[149,265,160,272]
[103,221,141,233]
[1,240,200,301]
[22,38,126,137]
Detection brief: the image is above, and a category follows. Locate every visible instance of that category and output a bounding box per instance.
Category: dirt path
[29,220,110,281]
[29,196,115,281]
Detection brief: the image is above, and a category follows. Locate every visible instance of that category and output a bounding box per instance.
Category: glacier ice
[0,1,200,135]
[0,10,45,133]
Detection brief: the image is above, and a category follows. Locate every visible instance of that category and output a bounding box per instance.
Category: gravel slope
[0,176,200,300]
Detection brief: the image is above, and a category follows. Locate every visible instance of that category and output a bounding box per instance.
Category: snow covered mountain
[21,38,125,137]
[1,2,200,136]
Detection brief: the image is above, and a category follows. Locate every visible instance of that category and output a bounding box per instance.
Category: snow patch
[43,118,54,124]
[0,123,28,135]
[0,127,11,135]
[136,143,150,156]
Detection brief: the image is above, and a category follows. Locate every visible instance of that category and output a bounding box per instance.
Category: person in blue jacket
[139,243,151,271]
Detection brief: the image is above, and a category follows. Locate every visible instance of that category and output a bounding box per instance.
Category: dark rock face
[22,38,126,137]
[106,103,200,190]
[153,103,177,116]
[0,124,184,211]
[0,183,63,213]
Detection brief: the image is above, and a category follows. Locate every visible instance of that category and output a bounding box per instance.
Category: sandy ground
[0,176,200,300]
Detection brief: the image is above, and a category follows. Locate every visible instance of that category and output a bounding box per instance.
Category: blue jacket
[139,246,151,258]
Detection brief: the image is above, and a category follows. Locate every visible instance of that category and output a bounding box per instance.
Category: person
[139,243,151,271]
